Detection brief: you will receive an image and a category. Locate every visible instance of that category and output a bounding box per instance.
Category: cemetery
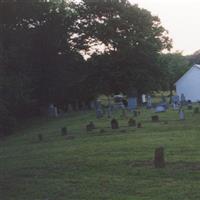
[1,0,200,199]
[1,94,200,200]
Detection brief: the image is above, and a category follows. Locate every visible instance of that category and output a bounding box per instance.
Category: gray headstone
[146,95,152,109]
[111,118,119,129]
[128,97,137,111]
[155,105,166,113]
[179,109,185,120]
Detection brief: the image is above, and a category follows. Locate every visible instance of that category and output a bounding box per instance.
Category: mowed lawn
[1,107,200,200]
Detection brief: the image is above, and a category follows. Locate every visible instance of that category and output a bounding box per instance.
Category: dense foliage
[0,0,173,135]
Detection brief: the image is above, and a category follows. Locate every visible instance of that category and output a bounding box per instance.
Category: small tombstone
[38,133,43,142]
[137,122,142,128]
[152,115,159,122]
[146,95,152,109]
[86,121,95,132]
[193,107,199,114]
[142,94,147,104]
[179,109,185,120]
[128,97,137,111]
[89,121,95,129]
[128,118,136,127]
[155,105,166,113]
[180,93,186,105]
[99,128,106,133]
[61,127,67,136]
[154,146,165,168]
[163,121,168,125]
[48,104,58,117]
[111,118,119,129]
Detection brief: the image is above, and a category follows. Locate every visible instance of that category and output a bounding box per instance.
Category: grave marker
[154,147,165,168]
[111,118,119,129]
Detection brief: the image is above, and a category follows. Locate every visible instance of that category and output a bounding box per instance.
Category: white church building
[175,64,200,102]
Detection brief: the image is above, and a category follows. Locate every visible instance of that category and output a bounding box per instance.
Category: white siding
[175,66,200,102]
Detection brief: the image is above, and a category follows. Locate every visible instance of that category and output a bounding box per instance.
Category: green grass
[1,107,200,200]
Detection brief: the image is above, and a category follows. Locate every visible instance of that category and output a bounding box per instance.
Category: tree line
[0,0,189,136]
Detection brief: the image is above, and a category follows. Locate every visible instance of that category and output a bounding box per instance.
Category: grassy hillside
[1,107,200,200]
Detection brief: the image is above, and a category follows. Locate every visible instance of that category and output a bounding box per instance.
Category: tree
[158,52,190,101]
[77,0,172,96]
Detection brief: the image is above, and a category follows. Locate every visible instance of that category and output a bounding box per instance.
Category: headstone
[154,147,165,168]
[180,93,186,105]
[179,109,185,120]
[99,129,106,133]
[146,95,152,109]
[172,95,180,104]
[61,127,67,136]
[155,105,166,113]
[128,97,137,111]
[86,121,95,132]
[152,115,159,122]
[95,100,103,118]
[137,122,142,128]
[128,118,136,127]
[173,102,179,110]
[38,133,43,142]
[111,118,119,129]
[142,94,146,104]
[172,95,180,110]
[48,104,58,117]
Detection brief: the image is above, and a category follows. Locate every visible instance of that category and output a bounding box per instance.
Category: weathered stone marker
[179,109,185,120]
[38,133,43,142]
[86,121,95,132]
[154,147,165,168]
[128,118,136,127]
[99,128,106,133]
[152,115,159,122]
[137,122,142,128]
[111,118,119,129]
[61,127,67,136]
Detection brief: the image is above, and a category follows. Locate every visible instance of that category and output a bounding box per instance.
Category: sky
[129,0,200,55]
